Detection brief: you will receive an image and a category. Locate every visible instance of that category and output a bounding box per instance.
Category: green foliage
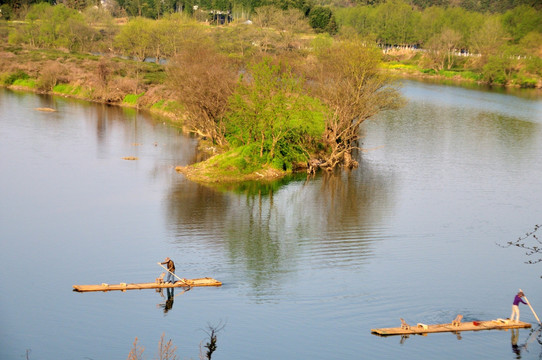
[3,70,29,85]
[123,93,145,104]
[143,67,166,84]
[310,33,333,55]
[375,0,421,44]
[200,144,267,177]
[459,71,482,81]
[8,3,97,51]
[502,5,542,42]
[114,17,153,61]
[0,4,13,20]
[225,58,326,169]
[437,69,458,77]
[525,56,542,77]
[12,78,36,88]
[308,6,337,34]
[482,55,515,85]
[421,68,436,75]
[513,75,537,88]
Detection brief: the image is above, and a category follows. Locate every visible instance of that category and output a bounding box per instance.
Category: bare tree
[167,43,237,146]
[501,224,542,274]
[308,38,403,170]
[199,322,225,360]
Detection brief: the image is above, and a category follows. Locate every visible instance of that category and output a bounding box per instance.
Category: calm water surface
[1,82,541,360]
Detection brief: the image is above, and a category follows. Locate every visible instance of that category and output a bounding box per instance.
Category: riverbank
[2,44,540,184]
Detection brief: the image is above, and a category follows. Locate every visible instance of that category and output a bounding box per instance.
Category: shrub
[4,70,29,85]
[37,62,66,91]
[514,76,537,88]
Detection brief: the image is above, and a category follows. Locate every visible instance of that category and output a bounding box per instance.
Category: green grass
[179,144,287,184]
[151,100,184,114]
[123,92,145,105]
[3,70,29,85]
[459,71,482,81]
[53,83,83,95]
[12,78,36,88]
[143,67,167,85]
[439,70,460,78]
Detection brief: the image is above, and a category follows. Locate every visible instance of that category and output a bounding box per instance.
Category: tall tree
[424,27,463,70]
[308,38,403,169]
[469,16,508,67]
[502,5,542,43]
[374,0,420,44]
[114,17,153,61]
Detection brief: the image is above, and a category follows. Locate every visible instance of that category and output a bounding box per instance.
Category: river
[0,82,541,360]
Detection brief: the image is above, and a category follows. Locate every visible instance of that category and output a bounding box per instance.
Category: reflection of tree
[166,156,394,294]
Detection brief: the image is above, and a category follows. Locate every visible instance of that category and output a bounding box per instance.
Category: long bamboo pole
[157,262,190,287]
[520,289,541,325]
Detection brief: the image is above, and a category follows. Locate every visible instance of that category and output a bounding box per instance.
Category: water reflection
[156,287,191,315]
[166,157,394,294]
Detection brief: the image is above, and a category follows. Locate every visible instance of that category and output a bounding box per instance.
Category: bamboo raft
[372,318,531,336]
[73,277,222,292]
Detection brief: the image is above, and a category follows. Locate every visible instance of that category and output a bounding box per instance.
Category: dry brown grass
[37,61,67,91]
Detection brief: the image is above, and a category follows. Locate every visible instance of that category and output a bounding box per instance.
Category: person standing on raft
[161,257,176,284]
[511,291,527,322]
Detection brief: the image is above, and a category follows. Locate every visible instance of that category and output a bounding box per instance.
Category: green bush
[4,70,29,85]
[525,57,542,77]
[514,76,537,88]
[0,4,13,20]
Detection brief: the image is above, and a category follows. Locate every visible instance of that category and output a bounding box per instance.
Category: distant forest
[1,0,540,20]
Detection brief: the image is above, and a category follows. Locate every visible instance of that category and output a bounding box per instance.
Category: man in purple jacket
[511,291,527,322]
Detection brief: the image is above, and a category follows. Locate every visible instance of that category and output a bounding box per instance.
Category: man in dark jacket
[161,257,176,283]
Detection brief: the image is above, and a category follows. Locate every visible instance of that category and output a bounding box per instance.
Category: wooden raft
[73,277,222,292]
[372,319,531,336]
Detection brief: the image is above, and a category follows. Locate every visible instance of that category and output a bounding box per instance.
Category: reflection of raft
[73,277,222,292]
[371,318,531,336]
